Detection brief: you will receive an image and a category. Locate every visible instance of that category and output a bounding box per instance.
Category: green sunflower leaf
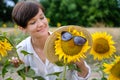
[17,70,26,80]
[101,77,107,80]
[21,50,32,56]
[47,71,62,77]
[55,61,64,66]
[5,77,13,80]
[91,78,97,80]
[16,64,25,71]
[2,60,11,78]
[24,68,35,77]
[32,76,45,80]
[67,63,81,72]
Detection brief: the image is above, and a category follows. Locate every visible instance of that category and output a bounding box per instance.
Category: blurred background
[0,0,120,79]
[0,0,120,27]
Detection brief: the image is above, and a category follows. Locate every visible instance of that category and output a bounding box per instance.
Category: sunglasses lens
[61,31,72,41]
[74,36,86,45]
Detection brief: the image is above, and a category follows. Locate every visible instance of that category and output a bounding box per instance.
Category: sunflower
[0,39,12,58]
[55,27,90,63]
[90,32,116,60]
[103,56,120,80]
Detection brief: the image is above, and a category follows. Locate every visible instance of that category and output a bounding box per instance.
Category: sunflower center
[61,39,83,56]
[110,61,120,78]
[93,38,109,54]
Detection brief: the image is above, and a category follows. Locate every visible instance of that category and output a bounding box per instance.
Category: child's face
[25,8,49,38]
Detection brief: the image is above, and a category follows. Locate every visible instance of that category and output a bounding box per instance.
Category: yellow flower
[103,56,120,80]
[14,24,18,28]
[57,22,61,27]
[55,27,90,63]
[13,24,19,35]
[3,39,13,50]
[2,24,7,28]
[47,18,50,23]
[0,39,12,57]
[90,32,116,60]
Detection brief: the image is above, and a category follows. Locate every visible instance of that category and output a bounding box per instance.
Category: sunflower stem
[98,60,106,79]
[101,59,106,78]
[62,63,67,80]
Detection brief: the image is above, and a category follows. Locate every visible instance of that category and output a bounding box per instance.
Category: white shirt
[16,36,91,80]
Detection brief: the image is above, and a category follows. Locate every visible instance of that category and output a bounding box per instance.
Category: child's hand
[74,59,89,78]
[9,57,23,67]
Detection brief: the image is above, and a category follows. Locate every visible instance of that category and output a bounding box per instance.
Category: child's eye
[40,16,44,20]
[29,21,36,25]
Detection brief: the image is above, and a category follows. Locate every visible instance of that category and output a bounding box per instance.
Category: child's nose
[37,19,44,27]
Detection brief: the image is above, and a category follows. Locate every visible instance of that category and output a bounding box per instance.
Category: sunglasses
[61,31,87,46]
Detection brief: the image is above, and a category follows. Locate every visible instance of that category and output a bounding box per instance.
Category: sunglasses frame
[61,31,87,46]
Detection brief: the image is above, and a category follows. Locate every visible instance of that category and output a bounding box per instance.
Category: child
[12,1,91,80]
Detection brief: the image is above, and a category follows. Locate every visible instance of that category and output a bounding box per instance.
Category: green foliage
[67,63,81,72]
[0,0,120,27]
[41,0,120,27]
[8,31,29,46]
[0,32,45,80]
[47,71,62,77]
[0,0,18,23]
[20,50,32,56]
[1,59,45,80]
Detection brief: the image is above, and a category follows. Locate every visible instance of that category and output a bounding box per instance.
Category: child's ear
[18,26,27,33]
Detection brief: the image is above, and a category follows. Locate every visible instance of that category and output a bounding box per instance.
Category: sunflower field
[0,27,120,80]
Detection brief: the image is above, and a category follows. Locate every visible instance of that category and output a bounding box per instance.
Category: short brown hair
[12,1,44,28]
